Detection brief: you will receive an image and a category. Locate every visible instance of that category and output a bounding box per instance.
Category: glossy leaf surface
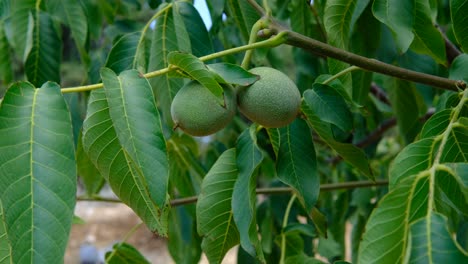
[197,148,240,264]
[0,82,76,263]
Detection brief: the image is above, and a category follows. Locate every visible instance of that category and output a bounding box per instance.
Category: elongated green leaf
[148,3,191,125]
[451,0,468,52]
[445,164,468,198]
[105,243,150,264]
[372,0,414,52]
[388,78,423,144]
[389,138,433,187]
[5,0,35,61]
[350,4,379,105]
[360,89,468,263]
[45,0,88,63]
[290,0,313,36]
[226,0,260,42]
[168,207,202,264]
[207,63,259,86]
[0,203,11,264]
[167,135,204,200]
[176,1,214,57]
[420,109,451,139]
[307,83,353,132]
[286,254,326,264]
[358,176,429,264]
[25,11,61,86]
[232,126,265,260]
[409,213,468,262]
[302,92,373,179]
[0,21,12,86]
[434,168,468,217]
[168,51,224,105]
[0,82,76,263]
[76,132,104,197]
[277,119,319,213]
[449,54,468,84]
[410,0,446,65]
[197,148,240,264]
[324,0,356,93]
[106,32,141,74]
[101,68,168,207]
[82,88,168,234]
[349,0,371,31]
[266,128,280,159]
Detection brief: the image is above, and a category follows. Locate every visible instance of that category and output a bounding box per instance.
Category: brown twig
[281,29,465,91]
[370,83,391,106]
[76,180,389,206]
[436,25,461,65]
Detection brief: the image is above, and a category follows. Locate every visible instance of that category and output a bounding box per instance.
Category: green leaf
[5,0,35,61]
[25,11,61,86]
[45,0,88,63]
[168,51,224,105]
[0,82,76,263]
[266,128,280,159]
[0,203,11,264]
[350,4,379,105]
[76,131,104,197]
[410,0,446,65]
[290,0,313,36]
[409,213,468,262]
[446,163,468,188]
[197,148,240,264]
[420,109,451,139]
[358,176,429,264]
[101,68,168,208]
[372,0,414,52]
[389,138,433,187]
[277,119,320,213]
[232,125,265,260]
[226,0,260,42]
[208,63,259,86]
[307,83,353,132]
[302,92,373,180]
[105,32,141,74]
[360,89,468,263]
[349,0,371,31]
[324,0,356,93]
[168,207,202,264]
[176,1,214,57]
[451,0,468,52]
[388,78,424,144]
[105,242,151,264]
[0,21,13,86]
[167,135,204,200]
[449,54,468,84]
[285,254,326,264]
[434,168,468,217]
[148,3,191,126]
[82,88,168,235]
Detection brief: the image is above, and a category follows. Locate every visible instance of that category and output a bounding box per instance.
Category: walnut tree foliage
[0,0,467,263]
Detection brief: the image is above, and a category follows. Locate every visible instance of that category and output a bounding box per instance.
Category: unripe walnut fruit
[237,67,301,128]
[171,81,236,136]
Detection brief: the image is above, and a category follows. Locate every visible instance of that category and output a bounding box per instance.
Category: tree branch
[329,108,435,164]
[281,29,465,91]
[245,0,265,16]
[370,83,391,106]
[76,180,389,206]
[436,25,461,65]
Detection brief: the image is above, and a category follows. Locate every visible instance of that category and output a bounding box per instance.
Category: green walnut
[237,67,301,128]
[171,81,236,136]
